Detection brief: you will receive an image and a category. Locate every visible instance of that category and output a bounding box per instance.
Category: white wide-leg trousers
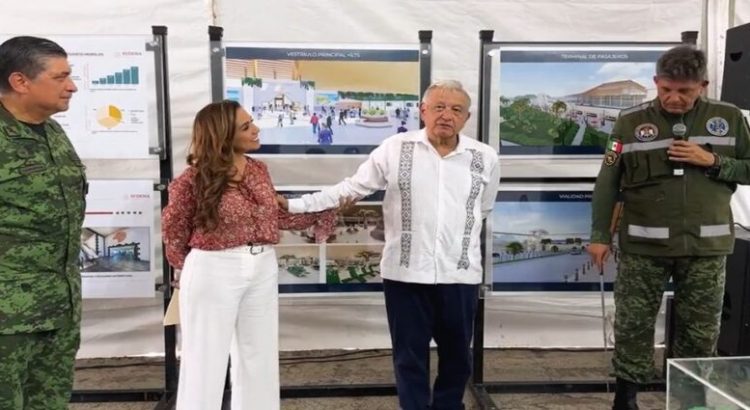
[176,245,279,410]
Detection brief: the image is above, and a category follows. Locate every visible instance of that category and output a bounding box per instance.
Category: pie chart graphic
[97,105,123,129]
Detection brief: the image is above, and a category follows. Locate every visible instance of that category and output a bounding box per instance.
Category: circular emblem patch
[634,123,659,142]
[706,117,729,136]
[604,151,618,166]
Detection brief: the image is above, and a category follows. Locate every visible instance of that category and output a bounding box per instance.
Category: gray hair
[421,80,471,107]
[0,36,68,93]
[656,45,707,82]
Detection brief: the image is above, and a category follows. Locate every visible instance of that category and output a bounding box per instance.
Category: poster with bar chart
[0,35,155,159]
[91,66,140,86]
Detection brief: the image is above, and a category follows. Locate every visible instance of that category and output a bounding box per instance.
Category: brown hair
[656,45,707,82]
[187,100,242,231]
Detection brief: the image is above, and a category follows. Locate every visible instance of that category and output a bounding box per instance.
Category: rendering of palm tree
[506,242,524,256]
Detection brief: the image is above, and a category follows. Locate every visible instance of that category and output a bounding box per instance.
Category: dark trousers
[383,279,479,410]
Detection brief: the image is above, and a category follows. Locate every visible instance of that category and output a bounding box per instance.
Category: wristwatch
[705,152,722,178]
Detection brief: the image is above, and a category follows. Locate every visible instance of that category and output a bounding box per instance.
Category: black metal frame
[209,26,224,102]
[153,24,177,410]
[70,389,164,403]
[67,25,174,406]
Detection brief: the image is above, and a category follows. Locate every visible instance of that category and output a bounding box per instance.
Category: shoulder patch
[606,138,623,153]
[604,151,619,166]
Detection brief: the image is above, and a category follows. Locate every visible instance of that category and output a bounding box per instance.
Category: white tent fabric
[1,0,748,358]
[739,0,750,25]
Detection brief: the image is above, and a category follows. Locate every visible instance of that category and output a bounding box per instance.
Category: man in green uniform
[589,45,750,410]
[0,36,87,410]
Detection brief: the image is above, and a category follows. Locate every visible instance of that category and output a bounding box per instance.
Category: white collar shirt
[288,129,500,284]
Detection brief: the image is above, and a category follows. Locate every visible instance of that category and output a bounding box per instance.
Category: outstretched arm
[286,144,389,213]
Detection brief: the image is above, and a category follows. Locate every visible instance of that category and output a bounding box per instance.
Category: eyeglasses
[428,104,467,116]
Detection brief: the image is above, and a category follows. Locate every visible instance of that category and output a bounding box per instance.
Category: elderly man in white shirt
[279,80,500,410]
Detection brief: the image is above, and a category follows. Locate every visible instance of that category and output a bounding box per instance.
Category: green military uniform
[591,97,750,384]
[0,103,87,409]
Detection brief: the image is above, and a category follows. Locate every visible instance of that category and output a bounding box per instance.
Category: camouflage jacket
[0,104,87,334]
[591,97,750,257]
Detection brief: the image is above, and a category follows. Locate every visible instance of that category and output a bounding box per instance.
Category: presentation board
[81,180,155,298]
[486,43,678,157]
[223,42,421,155]
[0,35,157,159]
[490,184,619,292]
[277,189,385,293]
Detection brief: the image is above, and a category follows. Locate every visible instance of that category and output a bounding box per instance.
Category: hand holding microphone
[671,123,687,176]
[667,123,715,171]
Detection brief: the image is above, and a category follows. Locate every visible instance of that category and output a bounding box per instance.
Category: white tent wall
[2,0,748,358]
[702,0,732,99]
[738,0,750,25]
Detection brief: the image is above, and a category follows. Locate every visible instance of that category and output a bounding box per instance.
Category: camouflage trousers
[613,253,726,384]
[0,320,80,410]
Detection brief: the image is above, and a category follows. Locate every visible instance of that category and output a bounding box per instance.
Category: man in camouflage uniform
[0,36,87,410]
[589,45,750,410]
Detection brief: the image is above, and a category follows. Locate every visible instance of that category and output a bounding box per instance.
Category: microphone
[672,123,687,176]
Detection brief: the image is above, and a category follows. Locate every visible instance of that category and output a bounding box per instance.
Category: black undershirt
[19,121,47,138]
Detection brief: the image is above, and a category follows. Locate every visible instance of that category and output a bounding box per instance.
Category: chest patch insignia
[706,117,729,136]
[634,123,659,142]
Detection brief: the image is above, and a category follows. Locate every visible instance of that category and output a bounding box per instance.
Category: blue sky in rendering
[493,201,591,239]
[500,62,656,98]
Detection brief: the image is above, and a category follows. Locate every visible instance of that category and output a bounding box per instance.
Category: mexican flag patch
[607,139,622,154]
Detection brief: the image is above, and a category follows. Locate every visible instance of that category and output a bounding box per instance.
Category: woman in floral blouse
[162,100,335,410]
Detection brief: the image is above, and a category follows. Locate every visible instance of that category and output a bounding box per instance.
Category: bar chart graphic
[91,67,140,86]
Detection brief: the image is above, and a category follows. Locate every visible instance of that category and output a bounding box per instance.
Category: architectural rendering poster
[494,44,674,156]
[81,180,154,298]
[276,190,385,293]
[491,188,619,291]
[0,35,154,158]
[224,43,420,154]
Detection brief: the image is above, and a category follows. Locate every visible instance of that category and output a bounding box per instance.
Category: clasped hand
[667,140,715,167]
